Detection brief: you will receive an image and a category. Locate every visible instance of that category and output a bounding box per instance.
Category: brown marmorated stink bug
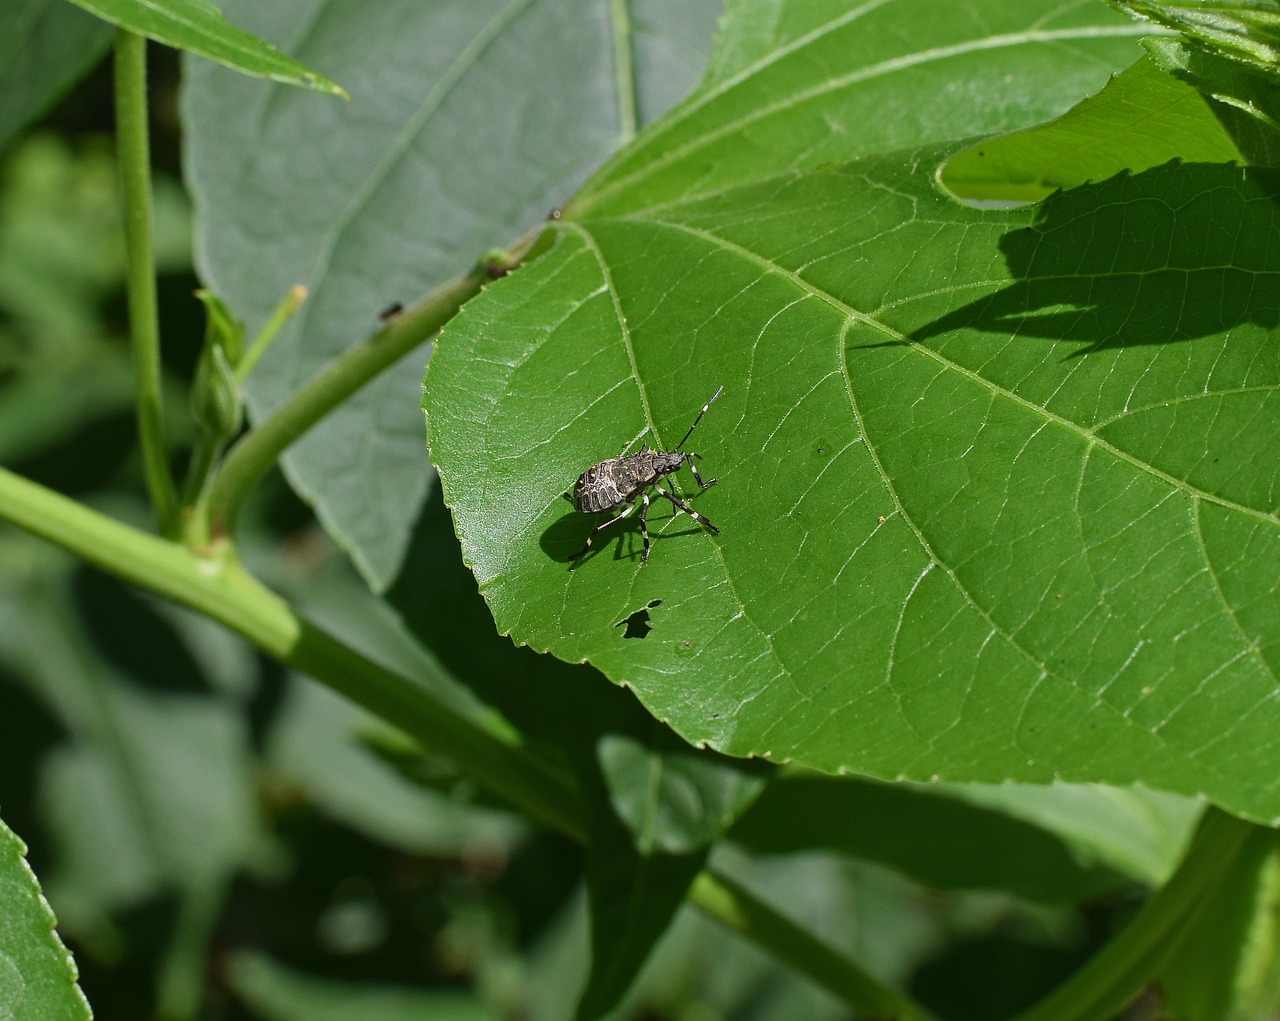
[568,386,723,564]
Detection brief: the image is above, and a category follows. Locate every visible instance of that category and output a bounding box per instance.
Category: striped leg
[652,484,719,538]
[570,500,636,561]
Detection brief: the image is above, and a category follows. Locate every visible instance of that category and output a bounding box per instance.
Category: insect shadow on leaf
[562,387,723,566]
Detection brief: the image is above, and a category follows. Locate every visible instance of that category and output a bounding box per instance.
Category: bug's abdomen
[573,462,627,514]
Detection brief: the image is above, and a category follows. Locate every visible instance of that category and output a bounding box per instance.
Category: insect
[569,386,723,563]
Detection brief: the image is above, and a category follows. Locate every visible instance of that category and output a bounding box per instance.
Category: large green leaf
[423,1,1280,822]
[184,0,720,589]
[64,0,343,95]
[0,816,91,1021]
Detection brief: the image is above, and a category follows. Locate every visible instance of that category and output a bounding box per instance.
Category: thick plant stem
[206,268,488,539]
[1010,806,1253,1021]
[0,465,915,1016]
[115,29,177,535]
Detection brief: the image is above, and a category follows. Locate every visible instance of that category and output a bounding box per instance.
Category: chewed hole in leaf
[616,600,662,640]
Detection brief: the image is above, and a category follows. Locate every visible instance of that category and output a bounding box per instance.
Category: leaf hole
[616,599,662,640]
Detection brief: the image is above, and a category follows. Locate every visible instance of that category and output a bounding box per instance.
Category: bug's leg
[684,453,717,490]
[638,491,652,562]
[569,502,636,561]
[652,484,719,535]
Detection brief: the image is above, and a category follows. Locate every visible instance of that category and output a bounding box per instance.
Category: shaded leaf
[578,835,705,1021]
[1158,822,1280,1021]
[0,815,91,1021]
[267,677,524,856]
[598,733,767,854]
[945,780,1201,886]
[0,572,259,931]
[730,774,1191,901]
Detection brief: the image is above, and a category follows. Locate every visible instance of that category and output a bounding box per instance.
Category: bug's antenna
[676,385,723,450]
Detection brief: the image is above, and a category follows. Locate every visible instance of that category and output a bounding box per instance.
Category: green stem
[206,268,487,539]
[237,284,307,383]
[689,871,941,1021]
[608,0,638,144]
[0,464,583,839]
[1010,806,1252,1021]
[115,29,177,535]
[0,465,905,1014]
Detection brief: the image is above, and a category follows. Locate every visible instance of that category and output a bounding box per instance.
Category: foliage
[1,0,1279,1020]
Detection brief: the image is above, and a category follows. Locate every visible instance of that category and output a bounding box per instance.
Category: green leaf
[423,0,1280,823]
[1144,37,1280,165]
[570,0,1146,217]
[944,781,1201,886]
[730,775,1172,902]
[267,678,525,856]
[225,950,496,1021]
[945,55,1241,202]
[184,0,721,589]
[65,0,344,96]
[598,734,767,854]
[574,733,766,1019]
[578,837,705,1021]
[1114,0,1280,71]
[1158,823,1280,1021]
[0,815,92,1021]
[0,0,112,153]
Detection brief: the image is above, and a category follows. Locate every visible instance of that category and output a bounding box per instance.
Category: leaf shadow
[912,161,1280,355]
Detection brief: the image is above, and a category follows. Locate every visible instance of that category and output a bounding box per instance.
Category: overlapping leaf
[184,0,720,588]
[423,0,1280,821]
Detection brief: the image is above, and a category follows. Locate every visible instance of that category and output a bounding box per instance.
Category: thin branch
[206,266,490,539]
[115,29,178,534]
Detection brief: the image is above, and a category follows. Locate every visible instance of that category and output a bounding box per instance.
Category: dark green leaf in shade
[944,55,1241,202]
[577,810,707,1021]
[184,0,721,589]
[1156,822,1280,1020]
[0,815,92,1021]
[730,774,1191,902]
[65,0,344,96]
[266,678,525,856]
[424,139,1280,823]
[573,732,768,1019]
[598,733,768,854]
[0,0,112,152]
